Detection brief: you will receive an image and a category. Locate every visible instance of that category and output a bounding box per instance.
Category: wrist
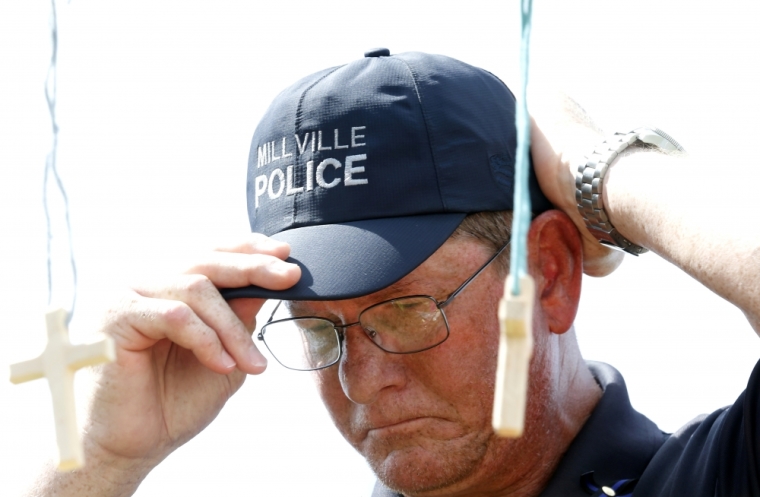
[602,147,675,252]
[576,128,685,256]
[25,439,154,497]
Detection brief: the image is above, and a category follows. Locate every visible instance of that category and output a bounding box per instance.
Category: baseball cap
[221,49,551,301]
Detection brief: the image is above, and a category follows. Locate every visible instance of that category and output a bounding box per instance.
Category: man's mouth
[366,416,461,440]
[369,417,427,432]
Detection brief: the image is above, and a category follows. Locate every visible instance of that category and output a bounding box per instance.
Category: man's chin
[366,440,486,495]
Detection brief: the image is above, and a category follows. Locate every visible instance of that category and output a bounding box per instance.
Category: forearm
[605,150,760,331]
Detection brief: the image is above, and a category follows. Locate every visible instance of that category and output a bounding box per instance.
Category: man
[24,50,760,496]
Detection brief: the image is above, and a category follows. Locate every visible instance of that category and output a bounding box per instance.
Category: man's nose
[338,325,408,404]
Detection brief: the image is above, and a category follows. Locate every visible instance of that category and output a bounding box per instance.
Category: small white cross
[9,308,115,471]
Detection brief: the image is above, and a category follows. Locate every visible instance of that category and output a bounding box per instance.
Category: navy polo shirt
[372,360,760,496]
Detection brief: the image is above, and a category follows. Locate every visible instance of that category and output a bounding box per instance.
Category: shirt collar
[539,361,667,496]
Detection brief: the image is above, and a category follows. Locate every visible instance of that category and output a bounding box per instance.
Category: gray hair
[451,211,513,275]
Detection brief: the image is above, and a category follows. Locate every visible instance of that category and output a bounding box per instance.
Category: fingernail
[221,350,237,370]
[264,238,288,249]
[269,260,296,275]
[249,348,268,369]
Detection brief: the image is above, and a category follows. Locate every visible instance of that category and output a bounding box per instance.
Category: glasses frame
[259,238,511,371]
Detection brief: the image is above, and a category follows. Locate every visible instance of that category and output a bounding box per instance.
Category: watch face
[638,127,685,152]
[598,239,630,253]
[599,238,647,256]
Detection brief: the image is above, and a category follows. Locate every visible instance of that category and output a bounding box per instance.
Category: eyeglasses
[258,239,511,371]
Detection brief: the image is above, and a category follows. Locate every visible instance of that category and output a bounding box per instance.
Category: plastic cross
[492,275,535,437]
[9,308,115,471]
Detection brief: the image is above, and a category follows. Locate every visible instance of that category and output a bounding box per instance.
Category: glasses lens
[261,318,340,371]
[360,296,448,353]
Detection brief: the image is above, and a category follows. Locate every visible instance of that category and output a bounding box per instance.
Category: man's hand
[528,91,625,277]
[529,90,760,333]
[25,234,300,497]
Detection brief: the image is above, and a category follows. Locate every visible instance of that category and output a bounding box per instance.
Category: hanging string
[509,0,533,296]
[42,0,77,323]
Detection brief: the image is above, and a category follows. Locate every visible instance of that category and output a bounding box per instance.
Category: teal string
[509,0,533,296]
[42,0,78,323]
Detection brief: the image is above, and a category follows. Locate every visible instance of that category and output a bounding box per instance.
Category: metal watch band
[575,127,684,256]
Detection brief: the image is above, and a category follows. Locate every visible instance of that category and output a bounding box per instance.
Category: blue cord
[43,0,77,323]
[509,0,534,296]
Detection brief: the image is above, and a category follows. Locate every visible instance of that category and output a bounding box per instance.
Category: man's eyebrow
[284,301,314,317]
[382,278,415,294]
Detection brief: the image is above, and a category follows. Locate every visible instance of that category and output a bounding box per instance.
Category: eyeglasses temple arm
[266,300,282,325]
[438,240,511,309]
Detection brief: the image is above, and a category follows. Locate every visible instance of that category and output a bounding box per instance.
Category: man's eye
[311,322,335,334]
[393,301,421,312]
[294,320,331,334]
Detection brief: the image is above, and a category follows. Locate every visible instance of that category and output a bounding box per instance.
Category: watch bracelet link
[575,129,649,256]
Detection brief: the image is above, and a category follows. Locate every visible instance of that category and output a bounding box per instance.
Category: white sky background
[1,1,759,495]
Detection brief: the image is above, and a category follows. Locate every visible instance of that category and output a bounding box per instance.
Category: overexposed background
[1,1,759,495]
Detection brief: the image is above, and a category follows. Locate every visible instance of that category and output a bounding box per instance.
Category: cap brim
[220,213,467,301]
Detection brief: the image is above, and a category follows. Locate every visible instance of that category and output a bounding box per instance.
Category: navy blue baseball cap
[222,49,551,301]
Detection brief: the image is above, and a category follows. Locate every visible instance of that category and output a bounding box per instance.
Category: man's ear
[527,210,583,334]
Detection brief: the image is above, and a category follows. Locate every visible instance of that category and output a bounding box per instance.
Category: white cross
[492,274,535,438]
[9,308,115,471]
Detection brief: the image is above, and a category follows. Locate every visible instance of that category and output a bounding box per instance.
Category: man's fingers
[167,274,268,375]
[228,298,259,332]
[213,233,291,258]
[111,294,238,374]
[184,251,301,291]
[112,234,294,377]
[133,275,269,375]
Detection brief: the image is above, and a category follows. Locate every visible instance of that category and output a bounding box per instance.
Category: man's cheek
[312,369,360,440]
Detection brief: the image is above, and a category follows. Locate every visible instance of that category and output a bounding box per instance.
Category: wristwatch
[575,127,685,256]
